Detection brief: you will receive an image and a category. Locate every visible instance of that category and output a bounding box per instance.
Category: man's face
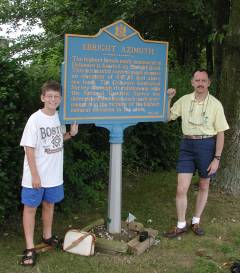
[191,71,211,94]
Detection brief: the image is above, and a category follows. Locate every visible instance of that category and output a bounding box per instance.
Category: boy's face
[41,89,61,111]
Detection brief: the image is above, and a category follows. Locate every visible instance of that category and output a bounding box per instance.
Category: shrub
[123,66,193,173]
[0,53,30,223]
[63,125,109,211]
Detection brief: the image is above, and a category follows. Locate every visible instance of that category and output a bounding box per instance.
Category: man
[165,69,229,238]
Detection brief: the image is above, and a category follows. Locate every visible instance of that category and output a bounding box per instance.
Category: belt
[183,135,214,139]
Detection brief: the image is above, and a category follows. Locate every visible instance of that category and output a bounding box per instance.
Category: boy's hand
[167,88,176,99]
[70,123,78,137]
[32,174,41,189]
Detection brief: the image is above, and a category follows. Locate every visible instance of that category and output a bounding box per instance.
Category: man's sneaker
[164,224,188,238]
[191,223,204,236]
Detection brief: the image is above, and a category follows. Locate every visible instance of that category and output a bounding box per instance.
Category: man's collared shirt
[170,92,229,136]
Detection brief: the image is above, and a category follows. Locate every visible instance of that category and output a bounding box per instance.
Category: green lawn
[1,171,239,273]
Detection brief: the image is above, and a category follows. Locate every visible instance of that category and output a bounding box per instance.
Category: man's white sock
[177,221,186,229]
[192,216,200,225]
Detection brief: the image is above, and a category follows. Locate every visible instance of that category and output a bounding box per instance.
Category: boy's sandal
[42,235,59,246]
[21,248,37,266]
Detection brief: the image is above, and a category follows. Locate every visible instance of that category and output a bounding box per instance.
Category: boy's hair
[41,80,62,96]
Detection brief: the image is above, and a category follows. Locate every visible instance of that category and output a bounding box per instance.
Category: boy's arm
[25,146,41,189]
[63,123,79,141]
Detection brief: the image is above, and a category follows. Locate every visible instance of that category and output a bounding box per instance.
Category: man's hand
[70,123,78,137]
[207,159,220,176]
[167,88,176,121]
[167,88,176,99]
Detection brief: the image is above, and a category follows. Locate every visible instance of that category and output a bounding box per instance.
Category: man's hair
[41,80,61,95]
[192,69,210,79]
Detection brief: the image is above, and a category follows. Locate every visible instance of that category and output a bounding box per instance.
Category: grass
[1,170,240,273]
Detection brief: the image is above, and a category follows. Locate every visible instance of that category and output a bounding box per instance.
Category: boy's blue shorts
[176,137,216,179]
[21,185,64,208]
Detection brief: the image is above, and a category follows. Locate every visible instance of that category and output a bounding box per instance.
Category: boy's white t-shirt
[20,109,64,188]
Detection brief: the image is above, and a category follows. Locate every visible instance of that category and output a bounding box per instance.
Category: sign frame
[60,20,169,126]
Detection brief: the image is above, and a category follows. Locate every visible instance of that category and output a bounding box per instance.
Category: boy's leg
[41,185,64,241]
[21,187,43,249]
[23,205,37,249]
[22,205,37,265]
[42,201,55,240]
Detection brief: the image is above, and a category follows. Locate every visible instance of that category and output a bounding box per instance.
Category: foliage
[123,66,193,172]
[0,52,30,223]
[1,0,214,66]
[63,125,109,211]
[124,122,181,172]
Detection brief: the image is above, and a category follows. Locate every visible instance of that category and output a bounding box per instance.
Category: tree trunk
[216,0,240,194]
[206,38,213,75]
[213,0,230,96]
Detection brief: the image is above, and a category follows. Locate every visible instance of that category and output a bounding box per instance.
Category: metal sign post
[108,142,122,233]
[99,124,134,233]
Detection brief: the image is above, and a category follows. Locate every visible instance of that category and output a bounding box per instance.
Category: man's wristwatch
[214,155,221,160]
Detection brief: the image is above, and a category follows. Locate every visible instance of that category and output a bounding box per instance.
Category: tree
[0,0,215,67]
[216,0,240,194]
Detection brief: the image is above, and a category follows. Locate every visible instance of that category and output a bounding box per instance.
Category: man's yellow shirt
[170,92,229,136]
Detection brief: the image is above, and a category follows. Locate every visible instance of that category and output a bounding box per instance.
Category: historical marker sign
[60,20,168,125]
[60,21,169,233]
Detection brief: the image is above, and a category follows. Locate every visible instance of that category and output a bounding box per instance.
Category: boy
[20,80,78,266]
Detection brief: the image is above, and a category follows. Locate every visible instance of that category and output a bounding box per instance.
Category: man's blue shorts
[21,185,64,208]
[176,137,216,178]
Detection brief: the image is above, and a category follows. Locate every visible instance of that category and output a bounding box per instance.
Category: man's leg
[191,177,210,235]
[164,173,193,238]
[176,173,193,223]
[42,201,55,240]
[194,178,210,218]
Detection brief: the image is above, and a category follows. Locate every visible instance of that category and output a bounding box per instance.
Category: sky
[0,21,44,40]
